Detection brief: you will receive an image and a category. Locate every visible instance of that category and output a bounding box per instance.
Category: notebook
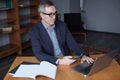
[73,54,114,77]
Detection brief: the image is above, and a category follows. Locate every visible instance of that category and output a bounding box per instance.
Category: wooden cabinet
[0,0,40,59]
[17,0,40,50]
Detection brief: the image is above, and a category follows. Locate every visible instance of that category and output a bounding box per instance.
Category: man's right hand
[59,56,76,65]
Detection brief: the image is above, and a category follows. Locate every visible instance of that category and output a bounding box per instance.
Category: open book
[9,61,57,80]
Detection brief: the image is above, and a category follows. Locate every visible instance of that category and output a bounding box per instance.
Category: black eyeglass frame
[41,11,58,17]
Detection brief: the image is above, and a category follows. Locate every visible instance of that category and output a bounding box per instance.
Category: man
[29,0,94,65]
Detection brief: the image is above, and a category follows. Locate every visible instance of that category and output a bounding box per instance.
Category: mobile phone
[70,56,81,60]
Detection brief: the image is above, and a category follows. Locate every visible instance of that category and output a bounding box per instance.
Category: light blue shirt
[42,22,63,57]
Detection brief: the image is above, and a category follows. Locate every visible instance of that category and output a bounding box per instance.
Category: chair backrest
[64,13,85,33]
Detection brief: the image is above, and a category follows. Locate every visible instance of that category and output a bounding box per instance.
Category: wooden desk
[4,55,120,80]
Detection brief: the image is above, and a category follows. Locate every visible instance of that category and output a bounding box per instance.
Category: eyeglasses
[41,11,57,17]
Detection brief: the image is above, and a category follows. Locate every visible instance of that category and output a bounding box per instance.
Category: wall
[51,0,70,20]
[41,0,120,34]
[84,0,120,33]
[51,0,81,21]
[69,0,81,13]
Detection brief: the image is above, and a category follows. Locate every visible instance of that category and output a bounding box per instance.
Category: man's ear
[40,13,43,18]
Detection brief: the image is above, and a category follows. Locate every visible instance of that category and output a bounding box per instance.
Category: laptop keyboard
[73,62,93,75]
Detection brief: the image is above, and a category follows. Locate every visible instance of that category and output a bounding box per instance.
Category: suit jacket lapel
[55,25,64,54]
[55,27,61,44]
[38,22,54,54]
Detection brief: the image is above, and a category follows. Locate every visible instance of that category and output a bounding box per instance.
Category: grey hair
[38,0,55,13]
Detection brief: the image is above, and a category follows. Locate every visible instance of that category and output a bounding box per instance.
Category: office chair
[64,13,86,42]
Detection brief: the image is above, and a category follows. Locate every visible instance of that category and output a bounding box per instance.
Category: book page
[37,61,57,79]
[13,64,39,79]
[9,62,39,75]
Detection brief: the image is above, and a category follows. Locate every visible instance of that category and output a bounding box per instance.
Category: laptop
[73,49,119,77]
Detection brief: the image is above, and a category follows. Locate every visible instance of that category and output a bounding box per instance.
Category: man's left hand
[81,55,94,64]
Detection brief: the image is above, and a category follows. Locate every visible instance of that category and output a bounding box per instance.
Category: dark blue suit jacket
[29,20,88,64]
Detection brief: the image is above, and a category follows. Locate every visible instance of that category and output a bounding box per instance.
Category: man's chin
[50,22,55,26]
[50,24,54,27]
